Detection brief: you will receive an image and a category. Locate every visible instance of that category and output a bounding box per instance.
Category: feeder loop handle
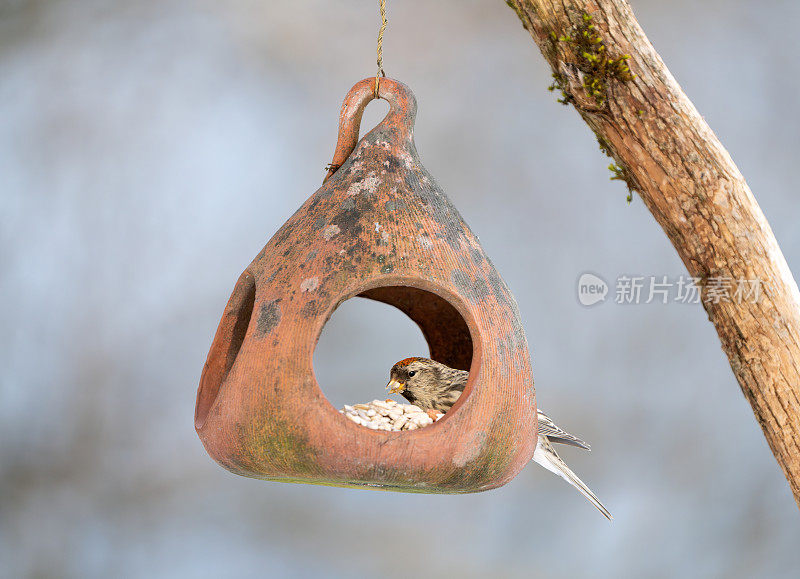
[323,77,417,184]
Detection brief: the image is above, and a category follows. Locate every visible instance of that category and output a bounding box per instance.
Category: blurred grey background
[2,0,799,577]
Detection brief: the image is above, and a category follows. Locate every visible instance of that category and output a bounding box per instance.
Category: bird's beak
[387,379,405,394]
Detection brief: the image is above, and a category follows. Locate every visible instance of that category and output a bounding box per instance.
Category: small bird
[387,357,612,520]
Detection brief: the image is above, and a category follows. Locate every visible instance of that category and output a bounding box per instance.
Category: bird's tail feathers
[533,442,613,520]
[546,435,591,451]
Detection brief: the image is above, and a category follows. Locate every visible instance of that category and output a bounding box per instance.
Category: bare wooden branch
[506,0,800,507]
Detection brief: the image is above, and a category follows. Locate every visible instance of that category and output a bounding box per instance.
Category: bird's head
[387,357,442,404]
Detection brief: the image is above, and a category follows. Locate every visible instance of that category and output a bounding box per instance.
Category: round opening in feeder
[313,283,477,432]
[195,270,256,430]
[312,296,428,405]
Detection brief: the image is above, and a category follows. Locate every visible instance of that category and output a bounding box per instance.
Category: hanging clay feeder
[195,78,537,493]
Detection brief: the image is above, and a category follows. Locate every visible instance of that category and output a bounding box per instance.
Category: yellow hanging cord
[374,0,387,97]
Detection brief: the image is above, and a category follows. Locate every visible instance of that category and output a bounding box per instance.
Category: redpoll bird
[387,357,612,520]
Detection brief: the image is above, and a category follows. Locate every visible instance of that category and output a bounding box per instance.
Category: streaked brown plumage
[387,357,466,412]
[387,357,612,520]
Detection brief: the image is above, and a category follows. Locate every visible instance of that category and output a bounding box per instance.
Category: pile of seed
[340,399,444,431]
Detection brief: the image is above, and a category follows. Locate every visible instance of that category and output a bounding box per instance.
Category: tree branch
[506,0,800,507]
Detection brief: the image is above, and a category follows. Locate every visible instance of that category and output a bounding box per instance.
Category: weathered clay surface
[195,78,537,493]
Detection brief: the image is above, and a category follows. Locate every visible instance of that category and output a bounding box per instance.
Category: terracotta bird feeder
[195,78,537,493]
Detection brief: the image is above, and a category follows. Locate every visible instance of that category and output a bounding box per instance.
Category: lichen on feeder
[195,78,537,493]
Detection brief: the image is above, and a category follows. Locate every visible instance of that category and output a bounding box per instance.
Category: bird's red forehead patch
[394,357,422,368]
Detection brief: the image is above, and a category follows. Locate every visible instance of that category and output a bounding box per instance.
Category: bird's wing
[532,437,612,520]
[537,409,591,450]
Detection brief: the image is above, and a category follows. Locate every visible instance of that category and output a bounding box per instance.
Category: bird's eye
[408,370,416,377]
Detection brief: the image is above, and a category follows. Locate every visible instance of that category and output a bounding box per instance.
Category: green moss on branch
[550,12,634,107]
